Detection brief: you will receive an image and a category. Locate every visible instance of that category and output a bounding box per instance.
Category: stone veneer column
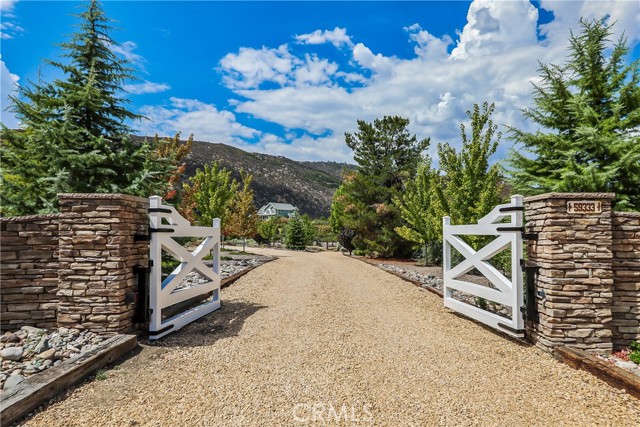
[611,212,640,349]
[524,193,615,354]
[56,194,149,334]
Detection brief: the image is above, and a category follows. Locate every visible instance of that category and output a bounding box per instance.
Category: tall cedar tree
[331,116,430,257]
[180,162,238,227]
[508,18,640,210]
[393,157,441,265]
[1,0,181,216]
[225,171,258,252]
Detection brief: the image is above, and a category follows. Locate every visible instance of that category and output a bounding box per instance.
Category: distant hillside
[171,138,354,218]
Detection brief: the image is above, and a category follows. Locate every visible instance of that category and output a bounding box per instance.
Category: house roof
[258,202,297,215]
[269,203,297,210]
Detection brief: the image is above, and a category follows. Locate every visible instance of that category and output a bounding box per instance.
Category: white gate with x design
[442,195,524,338]
[148,196,221,339]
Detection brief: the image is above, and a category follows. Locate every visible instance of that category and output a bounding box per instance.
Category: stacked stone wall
[0,194,149,334]
[611,212,640,348]
[525,193,639,353]
[56,194,149,334]
[1,215,61,330]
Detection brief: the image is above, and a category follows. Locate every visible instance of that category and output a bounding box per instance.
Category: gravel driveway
[24,249,639,426]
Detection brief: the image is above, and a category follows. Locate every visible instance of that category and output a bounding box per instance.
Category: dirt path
[25,249,639,426]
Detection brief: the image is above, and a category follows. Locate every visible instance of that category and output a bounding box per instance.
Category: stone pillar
[611,212,640,349]
[56,194,149,334]
[524,193,615,354]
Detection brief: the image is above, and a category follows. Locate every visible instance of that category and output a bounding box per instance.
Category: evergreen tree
[330,116,430,257]
[300,214,317,246]
[394,158,441,265]
[285,214,307,250]
[508,18,640,210]
[180,162,238,227]
[1,0,179,215]
[224,171,258,252]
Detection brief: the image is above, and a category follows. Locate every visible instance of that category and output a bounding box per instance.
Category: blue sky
[2,1,639,162]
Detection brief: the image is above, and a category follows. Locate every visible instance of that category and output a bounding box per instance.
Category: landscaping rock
[37,348,56,360]
[1,347,24,361]
[0,333,20,344]
[0,327,106,390]
[3,374,24,390]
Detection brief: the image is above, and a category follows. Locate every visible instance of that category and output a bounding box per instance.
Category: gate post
[523,193,615,354]
[57,193,149,334]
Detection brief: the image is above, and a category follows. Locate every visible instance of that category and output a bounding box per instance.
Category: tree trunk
[242,237,246,253]
[424,242,429,266]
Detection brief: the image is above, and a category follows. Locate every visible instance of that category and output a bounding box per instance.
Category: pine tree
[1,0,180,215]
[331,116,430,257]
[508,18,640,210]
[394,157,441,265]
[225,171,258,252]
[180,162,238,227]
[285,214,307,250]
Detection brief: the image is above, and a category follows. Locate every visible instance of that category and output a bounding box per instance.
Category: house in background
[258,202,298,220]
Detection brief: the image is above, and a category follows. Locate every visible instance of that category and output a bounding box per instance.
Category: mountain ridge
[158,137,354,218]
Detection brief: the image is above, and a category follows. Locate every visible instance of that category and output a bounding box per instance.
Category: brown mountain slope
[182,139,354,218]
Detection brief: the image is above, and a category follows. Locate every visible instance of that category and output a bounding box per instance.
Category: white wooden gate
[442,195,524,338]
[148,196,221,339]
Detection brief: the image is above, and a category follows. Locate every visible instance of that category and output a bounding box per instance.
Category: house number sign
[567,200,602,214]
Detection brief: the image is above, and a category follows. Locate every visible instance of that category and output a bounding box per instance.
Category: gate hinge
[134,233,150,242]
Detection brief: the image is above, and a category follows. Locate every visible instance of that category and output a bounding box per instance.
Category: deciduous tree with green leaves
[435,102,504,227]
[508,18,640,210]
[258,216,285,246]
[180,162,238,227]
[1,0,179,216]
[224,171,258,252]
[393,157,441,265]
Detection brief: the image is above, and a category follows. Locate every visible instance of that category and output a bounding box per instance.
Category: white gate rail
[149,196,221,339]
[443,195,524,338]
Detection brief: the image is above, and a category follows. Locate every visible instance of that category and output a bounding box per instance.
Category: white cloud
[539,0,640,45]
[295,27,354,49]
[1,20,24,39]
[137,0,639,162]
[137,97,261,145]
[219,44,351,90]
[405,24,453,60]
[451,0,539,59]
[110,41,146,71]
[219,44,296,90]
[1,56,20,128]
[124,80,171,95]
[0,0,18,12]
